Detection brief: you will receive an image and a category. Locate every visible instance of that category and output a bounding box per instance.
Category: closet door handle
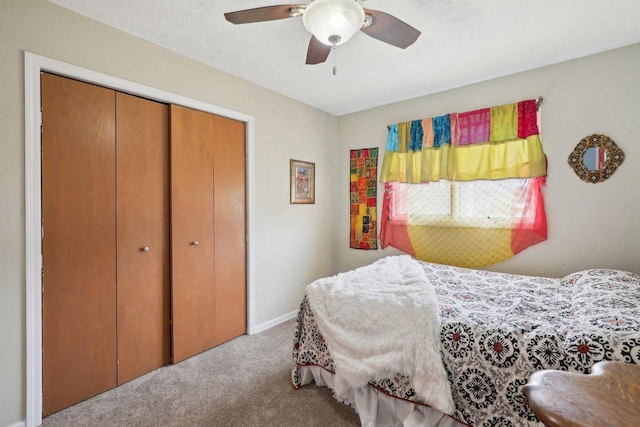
[192,241,199,246]
[141,246,150,252]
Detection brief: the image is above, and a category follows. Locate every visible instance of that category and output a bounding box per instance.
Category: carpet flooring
[42,319,360,426]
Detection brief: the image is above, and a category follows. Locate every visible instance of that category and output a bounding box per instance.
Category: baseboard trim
[8,421,26,427]
[252,310,298,334]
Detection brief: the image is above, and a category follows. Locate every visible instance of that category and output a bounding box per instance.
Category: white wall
[336,43,640,277]
[0,1,337,425]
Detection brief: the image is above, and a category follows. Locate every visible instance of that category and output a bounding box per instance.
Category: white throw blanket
[306,255,455,416]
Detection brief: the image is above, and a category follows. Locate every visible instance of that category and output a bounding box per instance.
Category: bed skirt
[295,365,466,427]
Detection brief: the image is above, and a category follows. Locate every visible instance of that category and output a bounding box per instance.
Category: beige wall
[2,1,639,425]
[0,1,338,425]
[336,43,640,277]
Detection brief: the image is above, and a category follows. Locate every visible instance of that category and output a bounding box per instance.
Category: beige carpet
[42,319,360,426]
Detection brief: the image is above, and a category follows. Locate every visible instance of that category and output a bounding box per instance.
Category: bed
[291,255,640,427]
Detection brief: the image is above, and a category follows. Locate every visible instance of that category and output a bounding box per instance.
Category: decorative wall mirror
[567,134,625,183]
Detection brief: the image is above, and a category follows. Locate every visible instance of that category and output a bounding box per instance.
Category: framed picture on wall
[290,159,315,204]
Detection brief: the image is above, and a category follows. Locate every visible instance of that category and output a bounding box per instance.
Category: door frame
[24,52,256,427]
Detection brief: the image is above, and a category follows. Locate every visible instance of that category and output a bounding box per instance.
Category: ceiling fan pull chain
[332,46,337,76]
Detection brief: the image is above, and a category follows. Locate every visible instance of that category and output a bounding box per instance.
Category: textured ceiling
[48,0,640,116]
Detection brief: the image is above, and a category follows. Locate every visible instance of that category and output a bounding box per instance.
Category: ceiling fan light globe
[303,0,365,46]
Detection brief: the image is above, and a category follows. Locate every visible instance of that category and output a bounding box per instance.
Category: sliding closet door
[41,73,117,416]
[116,92,171,384]
[212,115,246,343]
[170,104,217,363]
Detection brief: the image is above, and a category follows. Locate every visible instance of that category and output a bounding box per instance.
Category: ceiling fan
[224,0,421,65]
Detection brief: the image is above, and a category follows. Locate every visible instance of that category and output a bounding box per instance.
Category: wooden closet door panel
[212,115,247,344]
[116,93,171,384]
[170,104,217,363]
[41,73,117,416]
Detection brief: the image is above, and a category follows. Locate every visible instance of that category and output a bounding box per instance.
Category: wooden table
[523,361,640,427]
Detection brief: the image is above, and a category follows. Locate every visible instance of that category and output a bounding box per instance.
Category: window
[379,99,547,267]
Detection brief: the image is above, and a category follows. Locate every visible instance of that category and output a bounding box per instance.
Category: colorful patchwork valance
[380,99,545,183]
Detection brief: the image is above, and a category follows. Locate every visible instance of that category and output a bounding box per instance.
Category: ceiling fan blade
[224,5,305,24]
[361,9,421,49]
[306,36,331,65]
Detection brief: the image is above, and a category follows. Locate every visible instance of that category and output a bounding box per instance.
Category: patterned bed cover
[292,259,640,426]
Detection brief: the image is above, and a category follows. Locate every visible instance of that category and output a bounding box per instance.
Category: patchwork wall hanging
[350,148,378,249]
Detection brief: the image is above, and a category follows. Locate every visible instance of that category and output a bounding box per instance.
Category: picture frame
[290,159,315,204]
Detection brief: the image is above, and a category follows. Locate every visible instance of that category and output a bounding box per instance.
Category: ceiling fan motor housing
[303,0,365,46]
